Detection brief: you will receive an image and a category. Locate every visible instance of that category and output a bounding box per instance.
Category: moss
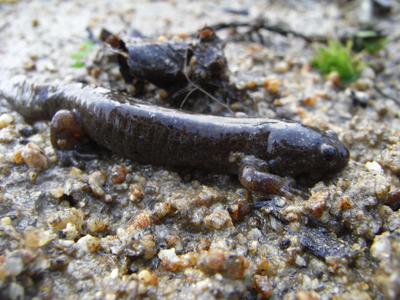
[311,40,365,84]
[354,30,388,53]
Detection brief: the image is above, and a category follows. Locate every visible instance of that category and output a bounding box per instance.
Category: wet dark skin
[0,77,349,198]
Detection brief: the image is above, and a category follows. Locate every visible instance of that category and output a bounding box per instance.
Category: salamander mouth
[298,141,350,176]
[338,144,350,164]
[333,142,350,171]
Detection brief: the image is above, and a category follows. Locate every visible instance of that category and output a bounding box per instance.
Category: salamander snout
[319,138,350,172]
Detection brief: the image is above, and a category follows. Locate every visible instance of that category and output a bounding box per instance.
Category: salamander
[0,76,349,198]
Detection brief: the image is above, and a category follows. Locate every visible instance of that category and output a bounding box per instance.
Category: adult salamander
[0,76,349,198]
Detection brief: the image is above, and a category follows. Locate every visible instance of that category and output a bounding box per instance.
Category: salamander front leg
[50,110,90,150]
[238,159,303,199]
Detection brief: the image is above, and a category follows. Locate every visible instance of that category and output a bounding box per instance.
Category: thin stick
[180,87,198,109]
[182,48,234,114]
[374,84,400,105]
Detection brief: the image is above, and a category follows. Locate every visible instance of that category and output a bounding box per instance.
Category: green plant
[355,30,388,53]
[70,41,95,68]
[311,39,365,84]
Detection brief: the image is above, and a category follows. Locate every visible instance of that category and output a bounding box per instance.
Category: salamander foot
[238,159,304,199]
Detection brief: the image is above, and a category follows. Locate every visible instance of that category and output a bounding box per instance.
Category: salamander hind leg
[238,157,303,199]
[50,110,89,150]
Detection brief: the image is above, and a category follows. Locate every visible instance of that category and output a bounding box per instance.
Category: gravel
[1,0,400,299]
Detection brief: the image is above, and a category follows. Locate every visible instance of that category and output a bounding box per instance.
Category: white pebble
[0,113,14,129]
[366,161,384,173]
[158,248,180,263]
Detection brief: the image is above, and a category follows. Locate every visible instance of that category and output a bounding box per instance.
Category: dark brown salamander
[0,76,349,198]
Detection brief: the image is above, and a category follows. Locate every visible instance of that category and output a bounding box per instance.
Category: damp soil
[1,1,400,299]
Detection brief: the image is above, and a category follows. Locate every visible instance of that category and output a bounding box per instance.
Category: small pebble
[86,215,108,233]
[138,270,158,286]
[204,210,233,230]
[129,183,145,201]
[5,255,24,277]
[7,282,25,300]
[88,171,107,197]
[264,78,281,94]
[154,202,172,218]
[49,187,64,198]
[353,78,373,91]
[130,213,152,228]
[326,71,340,86]
[365,161,383,173]
[61,222,79,240]
[0,128,17,143]
[302,95,317,105]
[254,275,273,298]
[256,257,269,273]
[0,114,14,129]
[47,208,84,231]
[195,186,223,206]
[158,248,181,271]
[74,234,100,254]
[110,164,129,184]
[21,142,49,169]
[275,61,289,73]
[13,149,24,164]
[198,248,249,279]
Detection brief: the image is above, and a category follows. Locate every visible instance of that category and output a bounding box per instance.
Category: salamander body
[0,77,349,197]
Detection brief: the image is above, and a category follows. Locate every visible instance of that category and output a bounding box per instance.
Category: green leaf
[69,41,95,68]
[71,61,85,68]
[70,50,88,59]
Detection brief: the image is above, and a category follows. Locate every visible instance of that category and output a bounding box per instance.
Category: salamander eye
[320,143,336,160]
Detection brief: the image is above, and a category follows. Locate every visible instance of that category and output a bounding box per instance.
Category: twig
[374,84,400,104]
[209,19,378,45]
[180,87,198,109]
[182,48,234,114]
[209,19,322,44]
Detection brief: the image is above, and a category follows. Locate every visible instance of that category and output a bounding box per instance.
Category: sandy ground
[1,0,400,299]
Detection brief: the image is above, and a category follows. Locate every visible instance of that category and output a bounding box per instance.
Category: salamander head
[267,124,350,177]
[312,130,350,173]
